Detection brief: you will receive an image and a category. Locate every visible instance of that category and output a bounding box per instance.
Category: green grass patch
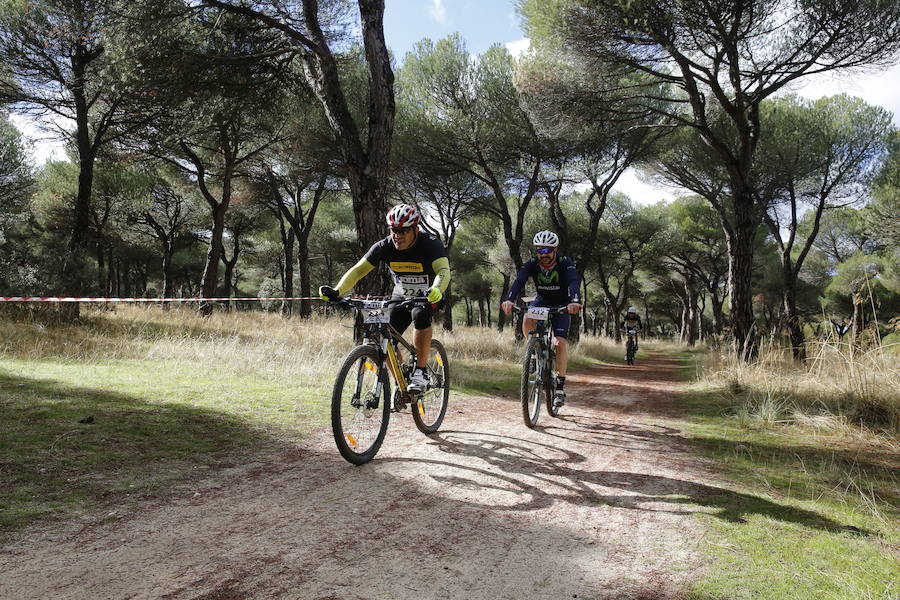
[0,357,330,535]
[454,358,521,396]
[670,355,900,600]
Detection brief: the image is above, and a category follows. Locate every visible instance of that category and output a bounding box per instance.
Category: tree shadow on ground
[414,430,872,536]
[535,414,685,452]
[0,370,283,534]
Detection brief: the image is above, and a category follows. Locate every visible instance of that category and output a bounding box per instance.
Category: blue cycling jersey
[505,256,580,306]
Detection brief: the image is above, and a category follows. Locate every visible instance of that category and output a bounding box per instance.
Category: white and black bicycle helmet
[532,230,559,247]
[386,204,421,228]
[627,306,638,314]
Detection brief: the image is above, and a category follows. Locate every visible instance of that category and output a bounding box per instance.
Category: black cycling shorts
[389,299,442,333]
[530,298,571,339]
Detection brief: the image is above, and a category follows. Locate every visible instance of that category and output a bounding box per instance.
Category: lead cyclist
[320,204,451,393]
[501,231,582,407]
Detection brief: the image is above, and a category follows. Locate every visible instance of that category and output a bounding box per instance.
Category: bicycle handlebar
[512,305,571,316]
[329,296,432,311]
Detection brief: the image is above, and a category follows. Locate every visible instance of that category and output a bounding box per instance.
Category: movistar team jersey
[364,232,448,297]
[505,256,580,306]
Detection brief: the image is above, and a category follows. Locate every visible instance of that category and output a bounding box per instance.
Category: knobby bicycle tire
[521,338,543,428]
[331,345,391,465]
[411,339,450,434]
[626,339,636,365]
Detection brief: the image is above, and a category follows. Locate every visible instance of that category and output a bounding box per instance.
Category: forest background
[2,0,899,360]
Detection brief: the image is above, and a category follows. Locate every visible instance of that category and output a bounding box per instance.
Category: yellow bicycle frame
[385,340,407,392]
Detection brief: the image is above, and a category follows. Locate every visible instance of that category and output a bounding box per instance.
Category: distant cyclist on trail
[319,204,451,393]
[501,231,582,407]
[621,306,643,356]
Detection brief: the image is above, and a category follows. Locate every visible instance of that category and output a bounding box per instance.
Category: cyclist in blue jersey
[501,231,582,407]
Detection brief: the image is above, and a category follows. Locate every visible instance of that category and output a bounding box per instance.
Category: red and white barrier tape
[0,296,322,303]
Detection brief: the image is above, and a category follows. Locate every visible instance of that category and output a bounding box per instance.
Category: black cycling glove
[319,285,339,301]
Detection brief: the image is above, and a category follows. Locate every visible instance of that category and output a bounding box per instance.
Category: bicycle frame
[329,296,450,464]
[344,297,430,399]
[521,305,568,347]
[623,327,639,365]
[374,324,417,394]
[515,304,569,425]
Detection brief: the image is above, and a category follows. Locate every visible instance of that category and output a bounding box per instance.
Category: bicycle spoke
[332,346,390,464]
[412,340,450,434]
[521,339,543,428]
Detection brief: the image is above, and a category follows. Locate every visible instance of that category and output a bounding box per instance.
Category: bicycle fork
[352,341,403,411]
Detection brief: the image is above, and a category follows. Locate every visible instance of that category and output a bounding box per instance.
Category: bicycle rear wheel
[521,338,543,428]
[331,345,390,465]
[411,339,450,434]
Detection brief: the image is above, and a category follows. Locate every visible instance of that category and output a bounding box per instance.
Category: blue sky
[381,0,900,203]
[11,0,900,204]
[384,0,526,62]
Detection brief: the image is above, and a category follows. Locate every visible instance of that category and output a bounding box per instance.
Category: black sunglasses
[391,226,415,235]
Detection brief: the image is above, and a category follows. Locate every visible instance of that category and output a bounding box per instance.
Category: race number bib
[394,274,429,298]
[362,300,390,323]
[525,306,550,321]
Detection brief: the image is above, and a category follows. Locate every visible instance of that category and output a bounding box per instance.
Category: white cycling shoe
[408,368,429,394]
[553,389,566,407]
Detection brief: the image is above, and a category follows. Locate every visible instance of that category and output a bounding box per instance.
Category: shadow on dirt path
[0,352,847,600]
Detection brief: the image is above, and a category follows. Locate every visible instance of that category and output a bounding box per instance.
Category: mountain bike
[514,305,569,428]
[328,297,450,465]
[624,328,639,365]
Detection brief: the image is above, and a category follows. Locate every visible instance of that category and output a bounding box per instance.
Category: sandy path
[1,353,720,600]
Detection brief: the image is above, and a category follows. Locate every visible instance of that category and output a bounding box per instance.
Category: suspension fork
[384,338,407,392]
[530,335,545,383]
[541,336,551,382]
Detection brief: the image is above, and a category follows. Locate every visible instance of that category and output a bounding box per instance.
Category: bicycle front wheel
[412,339,450,434]
[626,339,636,365]
[545,349,560,417]
[331,345,390,465]
[521,338,543,428]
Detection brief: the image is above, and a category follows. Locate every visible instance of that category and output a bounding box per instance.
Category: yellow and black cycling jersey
[622,315,643,332]
[333,231,450,298]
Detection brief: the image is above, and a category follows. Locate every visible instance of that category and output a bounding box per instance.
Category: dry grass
[2,305,700,401]
[439,325,523,363]
[695,338,900,432]
[0,304,359,385]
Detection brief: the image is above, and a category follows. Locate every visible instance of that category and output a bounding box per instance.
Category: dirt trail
[1,353,722,600]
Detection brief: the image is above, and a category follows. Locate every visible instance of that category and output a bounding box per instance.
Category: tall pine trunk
[782,277,805,361]
[727,214,758,359]
[199,203,228,315]
[442,283,454,331]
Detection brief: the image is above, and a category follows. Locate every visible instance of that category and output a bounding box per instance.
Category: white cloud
[429,0,447,24]
[612,169,682,206]
[8,113,67,165]
[789,62,900,126]
[507,10,519,30]
[505,38,530,58]
[570,169,682,206]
